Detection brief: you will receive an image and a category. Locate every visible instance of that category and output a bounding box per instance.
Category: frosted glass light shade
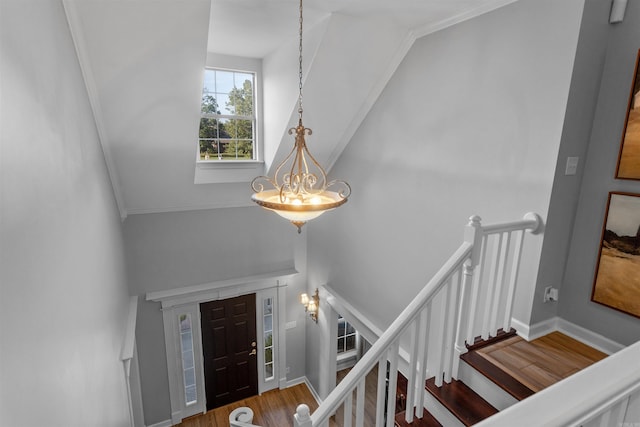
[300,293,309,306]
[251,189,347,231]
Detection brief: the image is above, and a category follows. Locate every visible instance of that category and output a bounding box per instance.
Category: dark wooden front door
[200,294,258,410]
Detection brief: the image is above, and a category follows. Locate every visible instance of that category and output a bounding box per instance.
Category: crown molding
[325,0,521,173]
[413,0,520,39]
[62,0,128,220]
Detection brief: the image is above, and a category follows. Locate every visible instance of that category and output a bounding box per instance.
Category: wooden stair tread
[394,409,442,427]
[461,350,535,401]
[425,378,498,426]
[465,328,517,352]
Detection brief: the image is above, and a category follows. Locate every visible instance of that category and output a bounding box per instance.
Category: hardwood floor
[474,331,607,392]
[177,367,385,427]
[176,383,319,427]
[176,331,607,426]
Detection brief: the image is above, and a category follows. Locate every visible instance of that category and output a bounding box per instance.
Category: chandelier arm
[301,139,328,190]
[326,179,352,199]
[251,175,278,193]
[274,131,301,188]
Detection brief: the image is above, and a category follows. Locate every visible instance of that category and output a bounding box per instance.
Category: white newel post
[294,404,312,427]
[461,215,483,348]
[452,262,474,380]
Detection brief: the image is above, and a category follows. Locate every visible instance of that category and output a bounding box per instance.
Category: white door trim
[148,269,297,424]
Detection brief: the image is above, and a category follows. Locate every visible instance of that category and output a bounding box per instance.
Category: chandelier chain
[298,0,304,121]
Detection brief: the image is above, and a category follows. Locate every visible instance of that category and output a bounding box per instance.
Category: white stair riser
[422,392,466,427]
[457,358,519,411]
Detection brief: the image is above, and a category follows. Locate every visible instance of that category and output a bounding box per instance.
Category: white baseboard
[511,316,625,355]
[511,317,556,341]
[303,376,322,404]
[285,375,307,388]
[555,318,624,355]
[146,420,172,427]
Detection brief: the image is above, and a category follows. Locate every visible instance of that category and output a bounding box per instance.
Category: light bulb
[307,300,317,313]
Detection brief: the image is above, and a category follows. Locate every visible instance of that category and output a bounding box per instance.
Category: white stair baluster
[375,356,387,427]
[442,274,460,383]
[355,378,365,427]
[503,230,525,331]
[414,304,430,419]
[386,342,400,427]
[405,317,420,423]
[343,390,353,427]
[489,231,510,335]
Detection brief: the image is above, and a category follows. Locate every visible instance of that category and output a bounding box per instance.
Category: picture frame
[615,49,640,180]
[591,192,640,318]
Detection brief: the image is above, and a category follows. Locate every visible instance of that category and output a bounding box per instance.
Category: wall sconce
[300,289,319,323]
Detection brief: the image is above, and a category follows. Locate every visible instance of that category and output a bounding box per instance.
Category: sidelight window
[263,297,274,381]
[179,314,197,405]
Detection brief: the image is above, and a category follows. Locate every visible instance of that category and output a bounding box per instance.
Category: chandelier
[251,0,350,233]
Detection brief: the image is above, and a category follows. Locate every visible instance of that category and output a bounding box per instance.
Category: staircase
[293,213,640,427]
[392,329,524,427]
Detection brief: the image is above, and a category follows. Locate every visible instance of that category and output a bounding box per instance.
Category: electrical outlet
[286,367,290,374]
[543,286,559,302]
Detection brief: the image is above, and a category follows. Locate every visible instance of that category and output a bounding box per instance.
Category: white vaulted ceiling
[63,0,519,218]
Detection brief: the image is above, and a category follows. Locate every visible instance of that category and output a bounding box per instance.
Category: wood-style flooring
[176,383,318,427]
[474,331,607,392]
[176,331,607,426]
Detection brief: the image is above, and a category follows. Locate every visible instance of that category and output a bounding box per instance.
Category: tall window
[199,68,255,161]
[337,316,357,354]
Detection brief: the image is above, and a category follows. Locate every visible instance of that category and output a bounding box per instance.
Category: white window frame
[147,269,296,425]
[199,68,257,162]
[195,53,264,184]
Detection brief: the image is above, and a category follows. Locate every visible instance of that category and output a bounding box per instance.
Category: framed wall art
[591,192,640,318]
[615,49,640,180]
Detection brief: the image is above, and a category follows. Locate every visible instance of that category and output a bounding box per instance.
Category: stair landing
[465,331,608,394]
[420,331,608,426]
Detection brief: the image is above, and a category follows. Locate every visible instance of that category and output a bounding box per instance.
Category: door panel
[201,294,258,410]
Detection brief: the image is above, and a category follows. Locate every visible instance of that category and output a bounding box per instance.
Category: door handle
[249,349,257,356]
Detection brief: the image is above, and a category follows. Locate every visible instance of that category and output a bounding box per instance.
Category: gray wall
[305,0,585,394]
[123,207,308,425]
[558,0,640,345]
[530,0,612,325]
[0,1,132,426]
